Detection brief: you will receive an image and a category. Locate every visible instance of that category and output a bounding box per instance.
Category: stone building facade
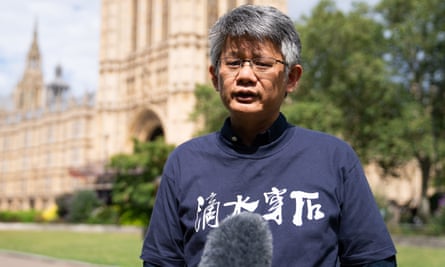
[0,27,96,211]
[0,0,288,211]
[95,0,286,158]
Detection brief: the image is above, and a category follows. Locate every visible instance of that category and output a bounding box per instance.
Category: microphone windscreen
[198,212,273,267]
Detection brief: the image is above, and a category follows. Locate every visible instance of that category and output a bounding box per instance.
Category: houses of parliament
[0,0,288,211]
[0,0,422,215]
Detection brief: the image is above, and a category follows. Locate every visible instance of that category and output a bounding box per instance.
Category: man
[141,5,397,267]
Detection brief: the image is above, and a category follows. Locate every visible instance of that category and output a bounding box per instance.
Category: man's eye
[254,59,273,68]
[226,60,241,67]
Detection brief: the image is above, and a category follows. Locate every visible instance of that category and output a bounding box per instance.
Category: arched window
[148,126,164,141]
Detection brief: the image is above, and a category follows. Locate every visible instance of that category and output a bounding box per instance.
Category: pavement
[0,250,114,267]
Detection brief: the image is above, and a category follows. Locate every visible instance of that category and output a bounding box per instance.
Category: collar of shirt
[220,113,290,153]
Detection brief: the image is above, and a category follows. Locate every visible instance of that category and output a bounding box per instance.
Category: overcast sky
[0,0,378,100]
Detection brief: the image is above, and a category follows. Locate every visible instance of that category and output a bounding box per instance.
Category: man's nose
[236,60,257,84]
[240,59,254,68]
[238,60,256,74]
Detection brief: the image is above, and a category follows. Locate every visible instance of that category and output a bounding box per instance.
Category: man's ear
[209,66,219,91]
[285,64,303,94]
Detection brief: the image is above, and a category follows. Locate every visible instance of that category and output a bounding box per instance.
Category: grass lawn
[396,245,445,267]
[1,230,445,266]
[0,230,143,267]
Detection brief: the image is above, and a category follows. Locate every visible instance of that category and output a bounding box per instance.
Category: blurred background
[0,0,444,266]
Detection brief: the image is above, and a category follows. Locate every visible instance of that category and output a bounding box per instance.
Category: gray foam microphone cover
[198,212,273,267]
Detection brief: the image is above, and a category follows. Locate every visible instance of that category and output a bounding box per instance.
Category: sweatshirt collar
[220,113,290,153]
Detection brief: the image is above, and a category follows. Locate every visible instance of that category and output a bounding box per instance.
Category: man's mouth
[233,91,258,103]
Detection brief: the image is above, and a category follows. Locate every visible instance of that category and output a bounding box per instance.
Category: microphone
[198,212,273,267]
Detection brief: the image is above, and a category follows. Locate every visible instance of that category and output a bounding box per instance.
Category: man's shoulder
[291,126,349,146]
[287,126,359,161]
[179,132,218,146]
[171,132,219,154]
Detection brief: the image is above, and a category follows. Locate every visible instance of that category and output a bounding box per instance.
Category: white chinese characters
[194,187,325,232]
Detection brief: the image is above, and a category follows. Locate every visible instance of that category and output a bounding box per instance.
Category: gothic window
[2,137,7,151]
[71,147,80,166]
[47,126,53,143]
[127,76,135,96]
[45,176,52,192]
[72,120,81,138]
[1,159,6,174]
[22,155,28,170]
[24,130,30,147]
[146,0,153,46]
[149,126,164,141]
[46,152,52,167]
[19,93,24,109]
[132,0,138,51]
[228,0,237,10]
[162,0,169,40]
[21,178,27,194]
[30,90,36,109]
[207,0,219,30]
[29,198,35,209]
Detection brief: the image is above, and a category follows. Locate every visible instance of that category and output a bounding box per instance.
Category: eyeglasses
[219,57,286,73]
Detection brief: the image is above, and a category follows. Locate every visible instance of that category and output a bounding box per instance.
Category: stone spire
[27,20,41,69]
[13,21,45,111]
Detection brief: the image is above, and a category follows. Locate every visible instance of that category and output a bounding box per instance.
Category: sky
[0,0,379,102]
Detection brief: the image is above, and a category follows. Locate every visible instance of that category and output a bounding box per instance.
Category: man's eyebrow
[222,50,267,58]
[222,50,239,56]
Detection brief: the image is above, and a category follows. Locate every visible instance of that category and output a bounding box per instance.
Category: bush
[55,193,73,220]
[0,210,40,222]
[427,207,445,235]
[109,138,174,226]
[88,206,119,224]
[67,190,102,223]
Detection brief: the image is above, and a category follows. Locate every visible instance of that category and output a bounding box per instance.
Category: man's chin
[230,106,267,118]
[230,103,260,114]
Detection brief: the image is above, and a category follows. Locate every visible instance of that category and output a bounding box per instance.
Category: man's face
[210,37,302,120]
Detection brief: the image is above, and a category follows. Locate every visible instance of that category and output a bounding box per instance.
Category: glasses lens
[221,57,281,73]
[252,57,275,72]
[223,57,241,70]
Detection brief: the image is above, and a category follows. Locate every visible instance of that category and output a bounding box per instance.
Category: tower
[95,0,287,161]
[46,65,69,106]
[13,23,45,112]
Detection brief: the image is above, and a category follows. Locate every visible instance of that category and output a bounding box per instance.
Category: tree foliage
[190,0,444,217]
[286,0,409,169]
[377,0,445,213]
[109,138,175,226]
[191,84,228,135]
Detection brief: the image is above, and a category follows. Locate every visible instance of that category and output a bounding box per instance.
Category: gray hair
[209,5,301,73]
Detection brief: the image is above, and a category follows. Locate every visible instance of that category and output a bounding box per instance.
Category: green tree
[377,0,445,215]
[109,138,174,226]
[287,0,408,169]
[191,84,228,135]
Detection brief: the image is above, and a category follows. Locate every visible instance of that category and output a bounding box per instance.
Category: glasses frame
[218,56,287,73]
